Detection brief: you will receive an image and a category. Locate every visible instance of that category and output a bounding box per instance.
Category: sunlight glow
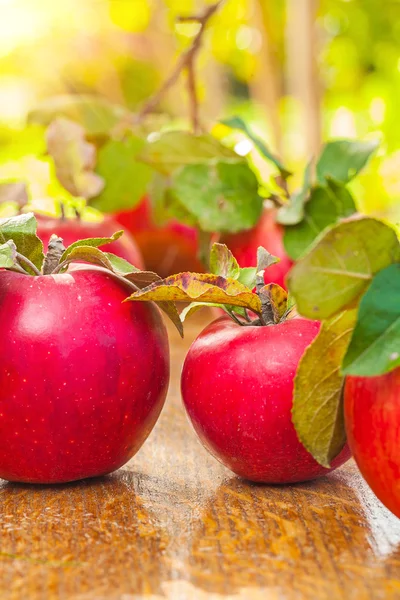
[0,0,107,57]
[0,0,49,56]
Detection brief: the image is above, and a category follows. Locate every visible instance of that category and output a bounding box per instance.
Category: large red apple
[181,316,350,483]
[0,267,169,483]
[223,208,293,289]
[36,215,144,269]
[345,369,400,517]
[116,197,203,277]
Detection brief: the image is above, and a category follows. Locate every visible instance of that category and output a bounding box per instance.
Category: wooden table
[1,310,400,600]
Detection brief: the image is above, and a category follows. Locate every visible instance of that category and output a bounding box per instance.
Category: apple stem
[16,253,41,276]
[43,236,66,275]
[255,271,268,325]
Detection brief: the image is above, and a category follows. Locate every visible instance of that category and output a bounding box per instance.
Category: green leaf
[0,181,29,208]
[138,131,240,175]
[0,240,17,268]
[0,213,44,271]
[276,161,312,226]
[126,272,263,314]
[28,95,129,137]
[293,308,357,468]
[284,186,343,260]
[238,267,257,289]
[91,136,153,213]
[342,264,400,376]
[210,243,240,279]
[283,181,357,261]
[169,162,263,233]
[282,180,356,262]
[61,231,124,262]
[316,139,379,185]
[288,217,400,320]
[61,246,115,270]
[148,172,174,226]
[326,178,356,217]
[221,116,291,178]
[46,118,104,199]
[103,252,140,274]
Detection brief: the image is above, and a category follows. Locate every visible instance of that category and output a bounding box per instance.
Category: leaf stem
[16,253,41,276]
[243,308,252,323]
[229,311,244,326]
[52,261,141,293]
[10,264,30,275]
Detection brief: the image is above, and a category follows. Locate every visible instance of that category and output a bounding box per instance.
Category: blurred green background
[0,0,399,220]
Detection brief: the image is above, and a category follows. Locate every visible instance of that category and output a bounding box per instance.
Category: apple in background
[181,316,351,483]
[116,199,293,282]
[116,197,203,277]
[0,267,169,484]
[223,207,293,289]
[36,214,144,269]
[345,369,400,518]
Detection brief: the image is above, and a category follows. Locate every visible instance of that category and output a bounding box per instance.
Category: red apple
[223,208,293,289]
[345,369,400,517]
[181,316,350,483]
[0,267,169,483]
[36,215,144,269]
[116,197,203,277]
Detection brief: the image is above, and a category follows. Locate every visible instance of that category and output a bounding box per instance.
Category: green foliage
[92,136,153,213]
[288,217,400,319]
[137,130,263,233]
[280,139,376,260]
[316,139,379,185]
[139,131,240,175]
[46,118,104,199]
[293,308,357,468]
[168,161,263,233]
[0,213,44,271]
[343,264,400,377]
[220,116,291,177]
[60,231,124,262]
[28,95,129,138]
[210,243,240,279]
[0,240,18,269]
[289,216,400,467]
[126,271,263,314]
[276,161,312,226]
[283,182,356,260]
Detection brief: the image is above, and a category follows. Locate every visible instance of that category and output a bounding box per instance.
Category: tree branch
[136,1,223,132]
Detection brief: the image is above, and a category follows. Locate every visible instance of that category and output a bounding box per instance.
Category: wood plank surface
[1,310,400,600]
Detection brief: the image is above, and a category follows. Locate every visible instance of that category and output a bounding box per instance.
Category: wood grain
[1,309,400,600]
